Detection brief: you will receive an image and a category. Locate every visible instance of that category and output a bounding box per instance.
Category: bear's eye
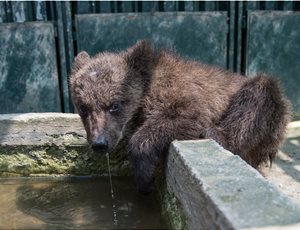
[109,102,121,114]
[79,105,88,116]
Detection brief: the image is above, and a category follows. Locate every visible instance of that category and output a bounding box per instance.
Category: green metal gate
[0,1,299,117]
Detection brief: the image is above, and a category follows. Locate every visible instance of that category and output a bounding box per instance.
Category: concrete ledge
[166,140,300,229]
[0,113,129,176]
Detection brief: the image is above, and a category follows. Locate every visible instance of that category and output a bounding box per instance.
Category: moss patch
[0,145,131,177]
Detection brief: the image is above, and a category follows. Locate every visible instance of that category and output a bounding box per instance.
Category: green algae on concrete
[0,145,130,177]
[161,186,187,230]
[0,113,131,176]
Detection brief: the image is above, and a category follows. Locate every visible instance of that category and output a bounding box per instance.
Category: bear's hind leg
[219,74,290,167]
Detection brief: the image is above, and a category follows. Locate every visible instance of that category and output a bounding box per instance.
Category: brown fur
[70,40,290,193]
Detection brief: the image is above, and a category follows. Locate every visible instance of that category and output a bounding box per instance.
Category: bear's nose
[91,136,109,153]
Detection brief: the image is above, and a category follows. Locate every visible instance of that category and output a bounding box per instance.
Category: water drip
[106,153,118,226]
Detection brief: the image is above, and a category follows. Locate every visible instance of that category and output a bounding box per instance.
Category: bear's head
[70,40,153,153]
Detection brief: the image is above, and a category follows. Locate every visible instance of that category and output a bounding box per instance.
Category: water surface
[0,177,167,229]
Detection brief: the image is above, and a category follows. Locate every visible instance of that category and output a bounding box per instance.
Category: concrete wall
[166,140,300,229]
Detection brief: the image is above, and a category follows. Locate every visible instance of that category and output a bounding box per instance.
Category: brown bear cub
[70,40,290,193]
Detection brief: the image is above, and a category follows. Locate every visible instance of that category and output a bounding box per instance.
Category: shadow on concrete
[278,136,300,183]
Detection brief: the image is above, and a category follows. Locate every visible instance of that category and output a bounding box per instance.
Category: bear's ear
[124,40,153,77]
[72,51,90,72]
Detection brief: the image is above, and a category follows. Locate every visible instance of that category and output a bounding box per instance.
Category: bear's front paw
[129,153,157,194]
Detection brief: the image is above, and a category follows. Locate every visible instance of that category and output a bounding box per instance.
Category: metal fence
[0,1,299,115]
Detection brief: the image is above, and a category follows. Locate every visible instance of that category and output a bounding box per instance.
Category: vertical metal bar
[133,1,139,12]
[247,1,259,11]
[184,1,194,11]
[56,1,70,112]
[142,1,158,12]
[204,1,215,11]
[163,1,176,12]
[100,1,111,13]
[193,1,200,11]
[25,1,34,21]
[110,1,117,13]
[235,1,243,73]
[34,1,47,21]
[265,1,277,10]
[47,1,56,21]
[282,1,293,10]
[90,1,96,13]
[227,1,235,71]
[120,1,133,12]
[141,1,151,12]
[151,1,159,13]
[217,2,228,11]
[76,1,91,14]
[4,1,13,22]
[294,1,300,11]
[64,1,74,112]
[11,1,26,22]
[0,2,6,23]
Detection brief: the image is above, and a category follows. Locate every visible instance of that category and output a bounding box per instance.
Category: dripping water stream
[106,153,118,226]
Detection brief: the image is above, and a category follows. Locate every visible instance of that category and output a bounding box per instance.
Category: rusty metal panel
[246,11,300,115]
[76,12,227,68]
[0,22,61,113]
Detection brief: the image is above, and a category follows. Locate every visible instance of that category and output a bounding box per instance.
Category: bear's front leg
[128,119,175,194]
[128,116,205,193]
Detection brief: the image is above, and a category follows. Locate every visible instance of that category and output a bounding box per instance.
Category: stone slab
[166,139,300,229]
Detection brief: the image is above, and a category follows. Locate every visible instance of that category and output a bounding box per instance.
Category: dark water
[0,177,167,229]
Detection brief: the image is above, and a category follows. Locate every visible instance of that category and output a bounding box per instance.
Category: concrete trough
[0,113,300,229]
[166,140,300,229]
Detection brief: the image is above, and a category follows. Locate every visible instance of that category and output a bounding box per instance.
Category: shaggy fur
[70,40,290,193]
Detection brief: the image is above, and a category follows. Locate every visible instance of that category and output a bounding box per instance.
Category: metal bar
[265,1,277,10]
[55,1,70,112]
[142,1,158,12]
[184,1,194,11]
[100,1,111,13]
[11,1,26,22]
[163,1,176,11]
[247,1,259,11]
[235,1,243,73]
[294,1,300,11]
[204,1,216,11]
[283,1,293,10]
[25,1,34,21]
[76,1,91,14]
[34,1,47,21]
[4,1,13,22]
[120,1,133,12]
[64,1,74,112]
[110,1,117,13]
[227,1,235,71]
[90,1,96,13]
[0,2,6,23]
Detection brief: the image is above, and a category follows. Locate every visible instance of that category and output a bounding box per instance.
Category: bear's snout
[91,134,109,153]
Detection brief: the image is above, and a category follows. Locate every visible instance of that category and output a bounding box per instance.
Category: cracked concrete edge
[166,139,300,230]
[0,113,86,146]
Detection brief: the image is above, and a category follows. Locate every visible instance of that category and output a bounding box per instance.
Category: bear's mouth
[91,143,109,154]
